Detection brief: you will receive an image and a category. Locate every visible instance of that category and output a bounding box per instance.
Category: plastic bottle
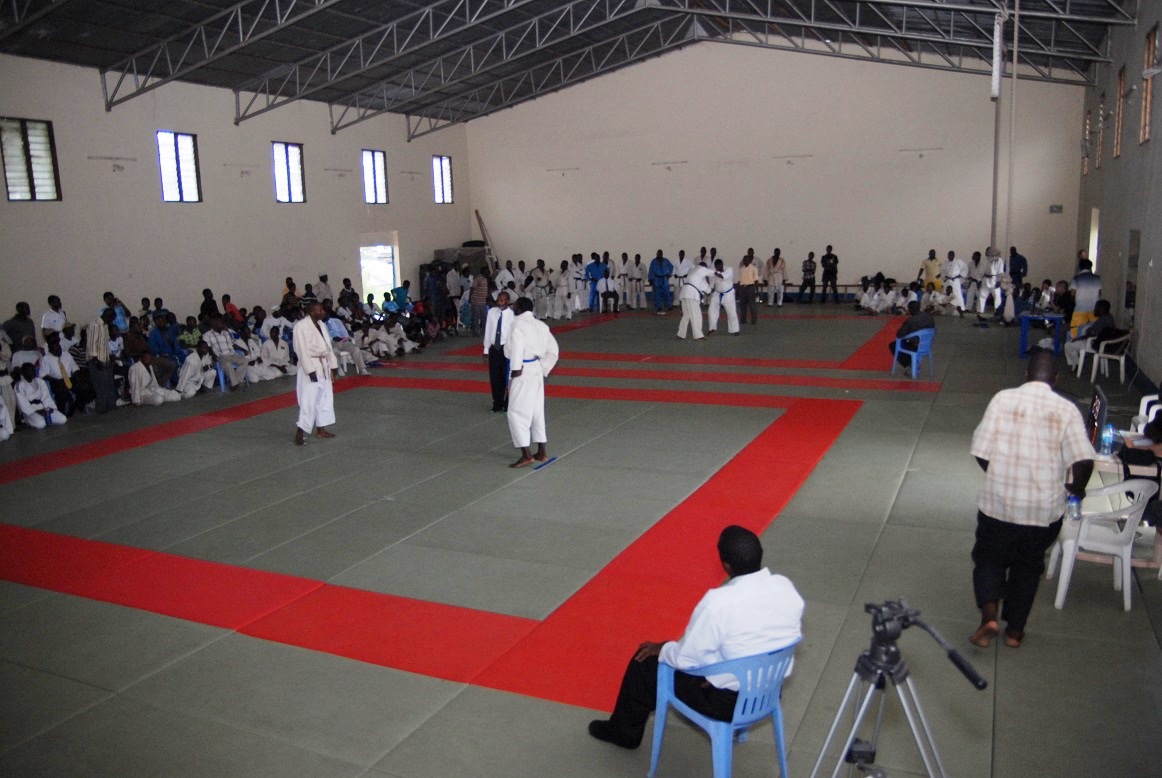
[1099,423,1115,456]
[1066,494,1083,522]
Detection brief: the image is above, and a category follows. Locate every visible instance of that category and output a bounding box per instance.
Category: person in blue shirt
[148,313,186,374]
[585,253,606,312]
[648,250,674,314]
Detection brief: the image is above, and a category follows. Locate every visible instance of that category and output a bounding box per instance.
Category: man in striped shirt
[968,352,1094,648]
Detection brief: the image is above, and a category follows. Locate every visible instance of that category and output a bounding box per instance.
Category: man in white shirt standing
[483,291,515,413]
[589,525,804,749]
[41,295,68,341]
[292,301,339,446]
[504,297,559,468]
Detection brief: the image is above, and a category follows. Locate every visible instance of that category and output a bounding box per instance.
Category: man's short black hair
[718,525,762,575]
[513,297,534,315]
[1094,299,1111,315]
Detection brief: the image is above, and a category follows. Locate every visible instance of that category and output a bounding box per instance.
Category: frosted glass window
[157,130,201,202]
[432,155,453,204]
[273,141,305,203]
[362,149,388,204]
[1,117,61,201]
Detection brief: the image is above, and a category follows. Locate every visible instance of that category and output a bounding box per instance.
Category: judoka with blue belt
[504,297,560,468]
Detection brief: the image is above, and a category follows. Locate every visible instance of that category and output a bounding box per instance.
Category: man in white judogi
[764,249,786,307]
[942,250,967,316]
[176,341,216,397]
[672,250,694,305]
[128,353,181,406]
[504,297,559,468]
[625,255,645,310]
[261,326,296,377]
[677,264,713,340]
[707,259,740,335]
[980,246,1005,314]
[293,301,339,446]
[15,364,67,428]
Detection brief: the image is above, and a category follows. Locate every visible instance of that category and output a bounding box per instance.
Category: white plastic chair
[1079,330,1131,383]
[1046,479,1159,611]
[1131,394,1160,433]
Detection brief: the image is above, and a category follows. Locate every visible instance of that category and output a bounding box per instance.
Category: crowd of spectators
[0,273,434,441]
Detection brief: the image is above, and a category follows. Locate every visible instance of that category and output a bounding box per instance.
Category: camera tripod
[808,600,988,778]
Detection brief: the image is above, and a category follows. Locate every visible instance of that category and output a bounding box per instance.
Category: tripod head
[863,599,988,691]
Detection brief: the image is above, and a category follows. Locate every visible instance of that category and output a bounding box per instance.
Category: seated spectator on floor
[588,525,804,750]
[384,314,422,355]
[249,306,268,339]
[176,341,216,397]
[261,325,295,377]
[889,300,935,369]
[354,321,388,363]
[41,295,68,341]
[223,294,244,326]
[178,316,202,349]
[38,338,82,416]
[237,326,278,382]
[15,363,67,429]
[205,316,247,390]
[129,352,181,406]
[0,332,16,430]
[364,293,383,322]
[1064,299,1119,368]
[3,302,37,348]
[0,394,11,441]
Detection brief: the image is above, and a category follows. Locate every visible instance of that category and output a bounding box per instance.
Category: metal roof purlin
[0,0,74,45]
[100,0,347,111]
[328,0,645,132]
[401,14,697,139]
[233,0,539,124]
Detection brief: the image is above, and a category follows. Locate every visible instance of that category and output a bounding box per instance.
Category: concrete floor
[1,306,1158,777]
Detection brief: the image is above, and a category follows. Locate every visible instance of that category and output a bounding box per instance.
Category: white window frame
[156,130,202,202]
[272,141,305,203]
[1,117,61,201]
[362,149,388,204]
[432,154,453,204]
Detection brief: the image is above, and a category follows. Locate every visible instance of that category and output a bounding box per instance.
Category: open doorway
[1088,208,1101,270]
[360,243,397,309]
[1126,229,1140,330]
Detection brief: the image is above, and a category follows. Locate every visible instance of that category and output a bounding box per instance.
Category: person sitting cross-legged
[175,340,216,398]
[15,363,68,429]
[588,525,804,750]
[128,352,181,406]
[261,325,296,377]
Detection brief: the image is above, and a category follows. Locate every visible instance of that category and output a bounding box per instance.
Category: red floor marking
[0,382,368,486]
[446,313,619,356]
[473,398,860,709]
[0,396,859,711]
[241,586,538,683]
[388,360,939,392]
[840,316,905,370]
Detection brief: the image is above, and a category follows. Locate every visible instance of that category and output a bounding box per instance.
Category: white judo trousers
[676,266,713,340]
[707,289,739,333]
[293,316,339,433]
[504,312,559,449]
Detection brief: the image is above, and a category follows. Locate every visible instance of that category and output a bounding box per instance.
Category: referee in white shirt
[482,291,514,412]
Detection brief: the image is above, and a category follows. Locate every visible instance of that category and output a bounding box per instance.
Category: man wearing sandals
[968,352,1094,648]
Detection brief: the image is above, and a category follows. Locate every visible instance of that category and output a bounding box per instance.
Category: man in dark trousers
[888,300,935,369]
[967,352,1094,648]
[482,291,514,412]
[588,526,804,749]
[820,245,839,303]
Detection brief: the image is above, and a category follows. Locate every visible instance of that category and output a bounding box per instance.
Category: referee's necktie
[494,315,502,348]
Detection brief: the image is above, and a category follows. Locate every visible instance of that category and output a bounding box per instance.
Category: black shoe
[588,720,639,750]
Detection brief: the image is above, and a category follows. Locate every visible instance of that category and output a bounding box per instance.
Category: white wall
[1077,8,1162,384]
[0,54,473,326]
[467,42,1084,284]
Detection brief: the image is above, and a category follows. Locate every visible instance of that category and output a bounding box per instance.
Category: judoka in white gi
[677,264,713,340]
[707,259,740,334]
[625,254,645,310]
[128,353,181,406]
[261,326,296,377]
[941,250,968,316]
[292,302,339,446]
[15,364,67,428]
[176,341,216,397]
[764,249,786,306]
[504,297,560,468]
[237,327,280,382]
[0,394,12,441]
[979,246,1006,314]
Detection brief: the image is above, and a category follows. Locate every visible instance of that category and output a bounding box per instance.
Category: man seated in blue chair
[588,525,804,749]
[889,300,935,370]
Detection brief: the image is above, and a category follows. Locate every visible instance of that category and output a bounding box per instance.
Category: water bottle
[1066,494,1083,522]
[1099,423,1115,456]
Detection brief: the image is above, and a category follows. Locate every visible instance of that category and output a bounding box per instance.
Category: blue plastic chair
[889,327,935,379]
[648,639,800,778]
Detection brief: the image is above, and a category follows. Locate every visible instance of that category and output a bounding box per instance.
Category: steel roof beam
[100,0,346,110]
[328,0,645,132]
[234,0,538,124]
[401,14,696,139]
[0,0,73,45]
